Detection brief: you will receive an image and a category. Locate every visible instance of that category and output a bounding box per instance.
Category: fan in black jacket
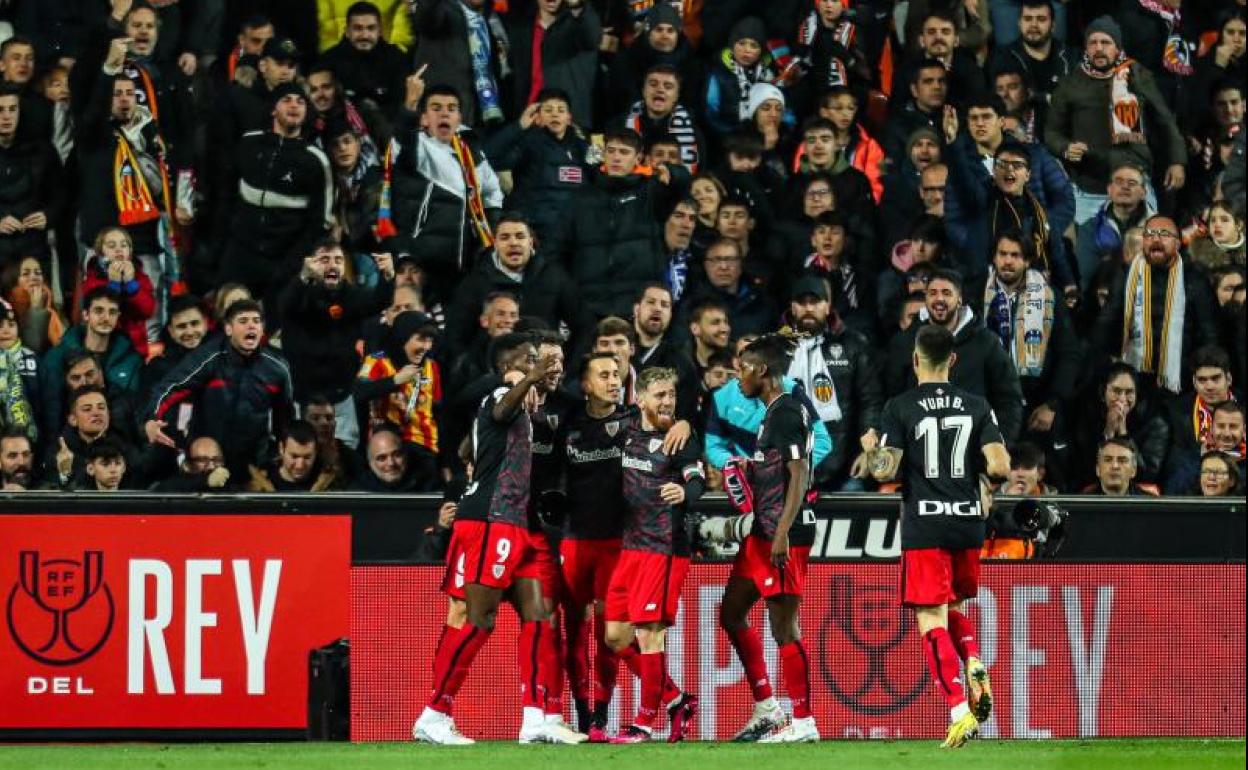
[216,83,333,305]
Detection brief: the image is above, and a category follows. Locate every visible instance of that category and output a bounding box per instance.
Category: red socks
[564,609,592,704]
[777,641,812,719]
[592,613,619,706]
[947,609,981,661]
[634,652,664,728]
[428,623,491,714]
[922,627,966,709]
[519,621,544,709]
[728,627,774,703]
[618,642,681,704]
[544,618,564,716]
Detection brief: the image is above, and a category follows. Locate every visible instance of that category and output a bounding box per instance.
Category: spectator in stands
[1190,200,1246,273]
[893,12,985,111]
[215,36,302,142]
[1162,345,1237,493]
[607,3,701,113]
[41,287,142,442]
[618,64,705,171]
[993,64,1048,144]
[883,268,1025,443]
[685,238,776,337]
[503,0,601,129]
[278,238,394,448]
[981,231,1082,482]
[880,126,943,246]
[703,17,777,139]
[80,226,156,356]
[360,281,422,352]
[0,301,37,440]
[591,316,639,404]
[999,441,1058,495]
[138,294,208,405]
[150,435,236,492]
[1073,161,1154,290]
[447,291,518,401]
[1092,214,1220,395]
[549,126,686,321]
[81,436,129,492]
[0,37,53,145]
[0,84,60,265]
[301,393,364,487]
[319,2,410,117]
[1045,17,1187,225]
[787,275,881,490]
[246,419,339,491]
[684,298,731,383]
[0,427,36,490]
[3,257,66,354]
[443,214,580,359]
[631,283,698,421]
[384,76,503,303]
[791,117,876,228]
[307,65,386,163]
[144,299,294,478]
[878,215,948,330]
[1210,401,1246,473]
[218,15,276,86]
[660,199,699,303]
[816,88,884,203]
[794,211,873,339]
[409,0,508,128]
[919,163,947,218]
[484,90,590,247]
[1085,436,1157,496]
[988,0,1074,102]
[1198,450,1242,497]
[48,384,141,490]
[218,81,333,306]
[76,38,179,305]
[354,424,434,491]
[322,118,385,259]
[1070,362,1170,490]
[355,310,442,481]
[943,97,1076,296]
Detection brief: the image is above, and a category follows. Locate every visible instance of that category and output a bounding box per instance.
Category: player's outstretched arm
[491,354,555,423]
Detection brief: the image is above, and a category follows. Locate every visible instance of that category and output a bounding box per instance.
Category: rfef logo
[7,551,115,666]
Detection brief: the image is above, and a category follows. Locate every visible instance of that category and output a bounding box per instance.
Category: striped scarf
[452,134,494,249]
[983,266,1054,378]
[113,129,170,227]
[796,13,854,88]
[626,101,700,170]
[989,189,1052,275]
[1082,54,1145,144]
[1122,254,1185,393]
[1138,0,1193,75]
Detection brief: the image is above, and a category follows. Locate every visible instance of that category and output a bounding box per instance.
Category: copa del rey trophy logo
[7,551,115,666]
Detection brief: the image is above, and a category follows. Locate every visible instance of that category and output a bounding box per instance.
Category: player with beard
[856,324,1011,748]
[558,352,694,740]
[604,367,704,744]
[720,334,820,743]
[416,333,584,745]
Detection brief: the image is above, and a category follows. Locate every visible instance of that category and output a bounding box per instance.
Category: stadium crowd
[0,0,1243,500]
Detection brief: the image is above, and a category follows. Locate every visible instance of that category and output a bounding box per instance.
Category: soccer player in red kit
[719,334,821,743]
[414,333,584,745]
[604,367,705,743]
[861,324,1010,748]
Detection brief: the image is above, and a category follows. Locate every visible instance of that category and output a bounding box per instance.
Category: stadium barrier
[0,494,1243,740]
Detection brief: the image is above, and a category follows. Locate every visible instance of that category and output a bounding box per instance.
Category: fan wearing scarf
[1045,16,1187,227]
[1093,215,1220,395]
[704,17,779,138]
[981,231,1082,449]
[379,72,503,306]
[77,37,182,333]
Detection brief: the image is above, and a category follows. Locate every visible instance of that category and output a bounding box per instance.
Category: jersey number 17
[915,415,972,479]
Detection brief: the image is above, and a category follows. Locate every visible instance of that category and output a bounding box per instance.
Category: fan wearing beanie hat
[704,16,781,137]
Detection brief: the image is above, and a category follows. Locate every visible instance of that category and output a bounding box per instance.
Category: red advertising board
[351,563,1246,741]
[0,515,350,730]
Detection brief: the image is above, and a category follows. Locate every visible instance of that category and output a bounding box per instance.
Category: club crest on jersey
[829,343,843,359]
[546,413,560,430]
[813,373,835,403]
[649,438,664,453]
[605,421,619,437]
[492,564,505,579]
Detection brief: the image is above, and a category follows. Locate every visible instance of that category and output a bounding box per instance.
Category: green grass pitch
[0,739,1243,770]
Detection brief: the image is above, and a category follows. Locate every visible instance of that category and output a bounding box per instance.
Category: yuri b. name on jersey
[916,394,968,412]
